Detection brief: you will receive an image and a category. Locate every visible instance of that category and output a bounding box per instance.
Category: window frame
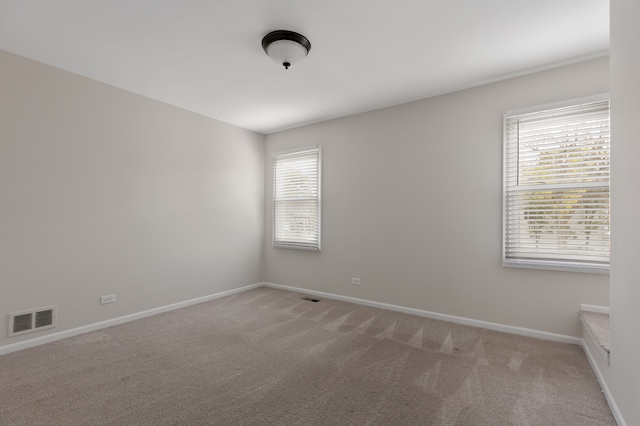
[502,94,610,274]
[272,146,322,251]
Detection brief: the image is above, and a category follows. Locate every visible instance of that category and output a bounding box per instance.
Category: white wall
[609,0,640,423]
[264,57,610,338]
[0,51,264,348]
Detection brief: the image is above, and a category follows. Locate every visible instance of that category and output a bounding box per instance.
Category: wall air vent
[8,305,57,337]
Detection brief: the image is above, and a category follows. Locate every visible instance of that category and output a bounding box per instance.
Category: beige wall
[0,51,264,348]
[0,47,615,357]
[1,35,632,418]
[610,0,640,423]
[264,57,610,338]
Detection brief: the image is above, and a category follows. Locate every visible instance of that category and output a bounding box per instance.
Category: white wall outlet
[100,294,116,305]
[352,278,361,286]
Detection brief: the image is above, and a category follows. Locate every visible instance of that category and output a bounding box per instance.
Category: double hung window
[503,97,610,273]
[272,147,321,251]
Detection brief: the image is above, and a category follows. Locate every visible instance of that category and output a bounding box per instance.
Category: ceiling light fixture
[262,30,311,70]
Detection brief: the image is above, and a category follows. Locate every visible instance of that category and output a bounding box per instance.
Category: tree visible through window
[272,147,321,251]
[503,99,610,272]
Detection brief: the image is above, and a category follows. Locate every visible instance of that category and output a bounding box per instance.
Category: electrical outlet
[100,294,116,305]
[351,278,361,286]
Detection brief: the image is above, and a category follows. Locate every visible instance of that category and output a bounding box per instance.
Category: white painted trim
[581,304,610,314]
[263,52,610,135]
[582,339,626,426]
[270,281,624,422]
[504,93,610,118]
[1,280,623,424]
[0,282,263,356]
[263,282,582,345]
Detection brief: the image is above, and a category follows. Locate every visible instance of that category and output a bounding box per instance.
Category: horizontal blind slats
[273,147,321,250]
[504,99,610,266]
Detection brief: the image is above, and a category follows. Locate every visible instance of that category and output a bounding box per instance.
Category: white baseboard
[581,304,610,314]
[582,339,626,426]
[263,282,582,345]
[267,282,626,422]
[2,281,624,424]
[0,282,263,356]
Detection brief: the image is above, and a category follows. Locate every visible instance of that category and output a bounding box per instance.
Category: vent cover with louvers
[8,306,57,337]
[12,313,33,334]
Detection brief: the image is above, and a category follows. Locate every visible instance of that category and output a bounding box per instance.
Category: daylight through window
[272,147,321,251]
[503,98,610,273]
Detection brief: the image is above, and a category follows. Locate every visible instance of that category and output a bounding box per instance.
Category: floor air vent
[301,297,321,303]
[8,305,57,337]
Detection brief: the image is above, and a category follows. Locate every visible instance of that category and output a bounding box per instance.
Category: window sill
[503,259,609,275]
[273,243,321,252]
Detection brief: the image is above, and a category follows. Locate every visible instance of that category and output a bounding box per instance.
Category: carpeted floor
[581,311,610,354]
[0,287,615,425]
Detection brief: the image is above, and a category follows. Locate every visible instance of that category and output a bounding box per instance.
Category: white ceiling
[0,0,609,134]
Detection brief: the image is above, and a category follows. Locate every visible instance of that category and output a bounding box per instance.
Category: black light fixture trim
[262,30,312,69]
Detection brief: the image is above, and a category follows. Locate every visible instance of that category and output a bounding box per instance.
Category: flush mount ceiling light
[262,30,311,70]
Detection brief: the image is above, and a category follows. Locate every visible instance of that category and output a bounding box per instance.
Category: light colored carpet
[0,287,615,425]
[580,311,610,354]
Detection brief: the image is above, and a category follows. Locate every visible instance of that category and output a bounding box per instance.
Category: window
[503,97,610,273]
[272,146,321,251]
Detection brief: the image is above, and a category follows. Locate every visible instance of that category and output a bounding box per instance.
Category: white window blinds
[503,99,610,272]
[273,147,321,251]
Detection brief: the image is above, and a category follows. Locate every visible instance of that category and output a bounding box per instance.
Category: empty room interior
[1,1,639,425]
